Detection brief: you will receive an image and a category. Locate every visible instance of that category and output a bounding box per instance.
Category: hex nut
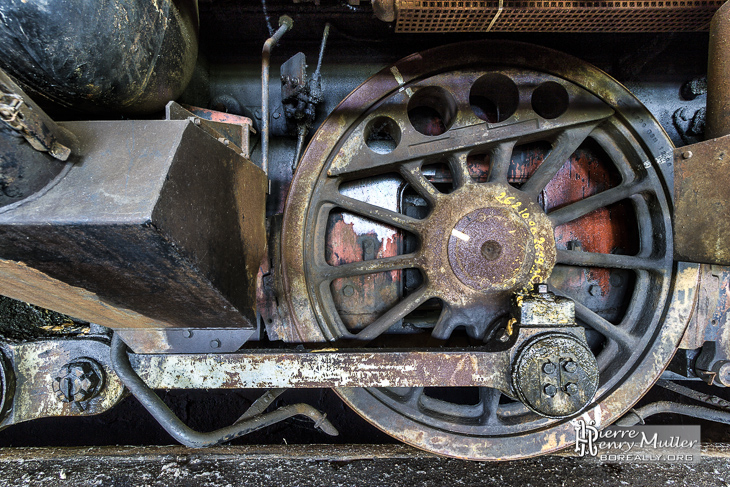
[53,359,104,404]
[542,362,557,374]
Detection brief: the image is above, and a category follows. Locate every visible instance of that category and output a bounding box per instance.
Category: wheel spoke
[356,287,432,340]
[448,152,473,189]
[324,190,422,234]
[556,249,663,272]
[548,180,649,227]
[520,122,601,197]
[573,298,633,348]
[479,387,502,425]
[400,162,442,205]
[314,253,420,281]
[488,141,516,183]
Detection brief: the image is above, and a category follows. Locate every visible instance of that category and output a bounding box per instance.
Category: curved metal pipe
[707,0,730,139]
[616,401,730,426]
[110,334,338,448]
[262,15,293,175]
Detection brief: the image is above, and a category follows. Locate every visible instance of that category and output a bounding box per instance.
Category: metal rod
[314,23,330,80]
[292,124,306,171]
[261,15,293,175]
[110,334,338,448]
[616,401,730,426]
[235,388,287,424]
[707,0,730,139]
[657,380,730,410]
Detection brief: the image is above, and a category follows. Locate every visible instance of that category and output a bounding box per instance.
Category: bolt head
[565,383,579,395]
[210,339,221,349]
[53,359,103,404]
[542,362,556,374]
[563,360,578,373]
[543,384,557,397]
[682,150,693,159]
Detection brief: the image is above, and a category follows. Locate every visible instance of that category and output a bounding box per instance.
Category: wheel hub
[442,184,556,292]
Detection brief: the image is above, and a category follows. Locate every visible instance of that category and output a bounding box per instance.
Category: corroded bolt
[543,384,557,397]
[342,285,355,297]
[53,359,103,404]
[564,360,578,373]
[542,362,556,374]
[565,383,579,395]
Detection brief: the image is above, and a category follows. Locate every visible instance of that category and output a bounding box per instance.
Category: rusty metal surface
[0,339,124,427]
[674,262,703,350]
[131,349,513,391]
[129,323,588,409]
[381,0,723,33]
[674,135,730,265]
[0,68,78,161]
[0,69,76,210]
[512,333,598,419]
[277,40,678,460]
[0,120,267,344]
[324,176,404,332]
[167,102,253,159]
[707,0,730,139]
[680,265,727,350]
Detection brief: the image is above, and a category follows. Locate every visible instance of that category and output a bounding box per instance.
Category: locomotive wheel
[280,41,685,460]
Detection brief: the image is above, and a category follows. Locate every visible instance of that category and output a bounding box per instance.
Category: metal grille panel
[395,1,725,32]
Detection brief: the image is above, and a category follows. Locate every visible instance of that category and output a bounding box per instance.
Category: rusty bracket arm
[0,68,78,161]
[673,135,730,265]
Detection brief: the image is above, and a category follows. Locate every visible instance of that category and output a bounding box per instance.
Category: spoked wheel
[280,41,686,460]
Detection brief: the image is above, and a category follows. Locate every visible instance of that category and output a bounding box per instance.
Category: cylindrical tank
[0,0,199,115]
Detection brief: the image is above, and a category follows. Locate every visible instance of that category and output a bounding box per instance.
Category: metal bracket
[115,328,256,354]
[0,338,124,428]
[0,68,78,161]
[674,135,730,265]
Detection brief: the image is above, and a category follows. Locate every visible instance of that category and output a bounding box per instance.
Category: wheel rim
[280,41,682,460]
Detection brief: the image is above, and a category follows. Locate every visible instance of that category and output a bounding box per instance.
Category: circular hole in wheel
[469,73,519,123]
[407,86,457,136]
[364,116,401,154]
[532,81,570,119]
